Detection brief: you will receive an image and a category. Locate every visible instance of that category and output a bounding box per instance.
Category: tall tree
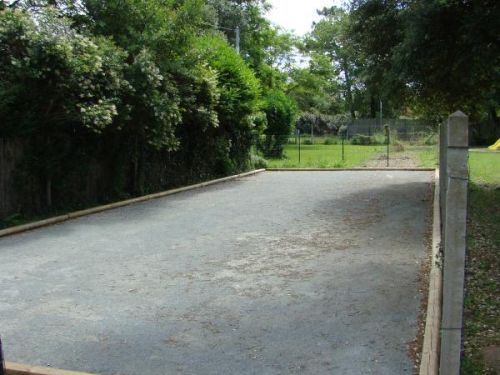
[306,6,358,118]
[348,0,500,127]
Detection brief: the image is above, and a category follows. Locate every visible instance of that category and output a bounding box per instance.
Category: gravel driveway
[0,171,433,375]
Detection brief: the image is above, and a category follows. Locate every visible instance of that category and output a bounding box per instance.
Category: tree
[306,6,358,118]
[287,52,342,115]
[348,0,500,130]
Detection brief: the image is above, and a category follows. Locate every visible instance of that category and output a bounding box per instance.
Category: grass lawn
[410,145,439,168]
[266,143,387,168]
[265,143,437,168]
[463,151,500,374]
[469,151,500,185]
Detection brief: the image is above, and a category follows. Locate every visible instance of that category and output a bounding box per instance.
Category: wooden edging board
[266,168,436,172]
[0,169,266,239]
[5,362,96,375]
[419,168,443,375]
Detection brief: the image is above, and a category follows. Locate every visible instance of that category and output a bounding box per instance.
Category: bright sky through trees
[266,0,344,36]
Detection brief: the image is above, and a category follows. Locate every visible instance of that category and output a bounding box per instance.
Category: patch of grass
[469,151,500,185]
[408,145,438,168]
[463,151,500,374]
[266,142,439,169]
[266,143,387,168]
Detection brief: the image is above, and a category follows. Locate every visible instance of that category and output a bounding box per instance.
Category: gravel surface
[0,171,433,375]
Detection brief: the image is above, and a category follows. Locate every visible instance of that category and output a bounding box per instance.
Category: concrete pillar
[440,111,469,375]
[439,121,448,242]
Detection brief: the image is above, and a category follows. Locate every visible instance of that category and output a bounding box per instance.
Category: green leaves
[0,9,128,136]
[348,0,500,121]
[196,35,261,130]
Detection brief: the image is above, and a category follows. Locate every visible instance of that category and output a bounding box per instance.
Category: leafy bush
[250,154,268,169]
[0,9,129,137]
[195,35,261,169]
[372,133,387,145]
[296,112,338,136]
[350,133,388,145]
[350,135,373,145]
[262,89,297,157]
[324,137,339,145]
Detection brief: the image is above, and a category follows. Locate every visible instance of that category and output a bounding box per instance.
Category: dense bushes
[261,89,297,157]
[195,35,261,171]
[295,112,338,136]
[0,5,267,218]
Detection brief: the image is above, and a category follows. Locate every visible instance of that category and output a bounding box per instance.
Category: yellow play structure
[488,138,500,151]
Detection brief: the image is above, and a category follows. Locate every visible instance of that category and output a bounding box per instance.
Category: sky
[266,0,344,36]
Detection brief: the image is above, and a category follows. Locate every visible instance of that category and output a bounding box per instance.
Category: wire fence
[255,128,438,169]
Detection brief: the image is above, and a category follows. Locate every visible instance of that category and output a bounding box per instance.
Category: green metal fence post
[385,124,390,167]
[342,135,345,162]
[298,131,301,164]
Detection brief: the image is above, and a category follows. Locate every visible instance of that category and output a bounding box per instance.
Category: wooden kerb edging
[419,169,443,375]
[266,168,436,172]
[5,362,96,375]
[0,169,265,238]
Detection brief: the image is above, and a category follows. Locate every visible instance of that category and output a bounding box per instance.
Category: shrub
[250,154,268,169]
[372,133,387,145]
[351,135,373,145]
[324,137,338,145]
[296,112,338,136]
[262,89,297,157]
[194,35,261,170]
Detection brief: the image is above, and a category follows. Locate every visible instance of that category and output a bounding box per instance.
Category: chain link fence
[255,126,438,169]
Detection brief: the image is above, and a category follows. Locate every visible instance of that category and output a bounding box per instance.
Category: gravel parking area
[0,171,433,375]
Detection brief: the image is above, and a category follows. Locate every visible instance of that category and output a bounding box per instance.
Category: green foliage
[263,89,296,135]
[0,2,267,218]
[348,0,500,123]
[125,48,181,150]
[296,112,338,136]
[350,135,373,146]
[207,0,296,91]
[306,6,357,118]
[323,137,339,145]
[261,89,297,157]
[0,9,128,137]
[195,35,261,170]
[250,153,268,169]
[287,57,341,115]
[196,35,260,130]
